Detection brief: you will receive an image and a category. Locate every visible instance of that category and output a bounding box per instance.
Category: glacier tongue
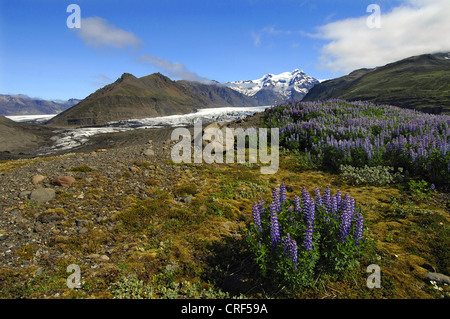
[37,106,271,155]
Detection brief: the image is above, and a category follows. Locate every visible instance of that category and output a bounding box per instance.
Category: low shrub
[339,164,404,186]
[245,183,367,291]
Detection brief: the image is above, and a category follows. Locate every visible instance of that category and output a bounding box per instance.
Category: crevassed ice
[37,106,271,155]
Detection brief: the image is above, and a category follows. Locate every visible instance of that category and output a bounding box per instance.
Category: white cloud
[316,0,450,73]
[90,74,113,87]
[75,17,143,49]
[138,54,211,83]
[251,26,308,47]
[73,16,209,83]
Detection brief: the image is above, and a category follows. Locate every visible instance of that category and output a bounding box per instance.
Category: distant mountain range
[303,53,450,114]
[46,70,322,127]
[2,69,320,124]
[46,73,263,127]
[5,52,450,128]
[0,94,81,116]
[225,69,319,105]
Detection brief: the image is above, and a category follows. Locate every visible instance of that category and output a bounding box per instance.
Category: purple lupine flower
[330,195,338,216]
[323,187,331,211]
[290,239,298,266]
[284,233,292,255]
[335,189,342,207]
[270,203,281,247]
[293,195,301,213]
[314,187,323,208]
[284,234,298,267]
[301,187,310,207]
[303,198,315,251]
[272,187,281,212]
[252,202,262,233]
[303,220,314,251]
[280,182,287,203]
[341,193,355,221]
[354,212,364,246]
[339,208,352,243]
[305,197,315,223]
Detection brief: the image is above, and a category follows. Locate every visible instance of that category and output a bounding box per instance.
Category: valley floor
[0,113,448,300]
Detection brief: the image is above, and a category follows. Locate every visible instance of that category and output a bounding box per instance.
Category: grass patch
[173,183,199,197]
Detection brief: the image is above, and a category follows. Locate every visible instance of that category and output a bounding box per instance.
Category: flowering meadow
[246,183,365,291]
[265,99,450,189]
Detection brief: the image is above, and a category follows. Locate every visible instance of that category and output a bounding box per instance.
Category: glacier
[30,106,272,154]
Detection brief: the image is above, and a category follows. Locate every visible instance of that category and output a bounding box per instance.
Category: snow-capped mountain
[225,69,319,104]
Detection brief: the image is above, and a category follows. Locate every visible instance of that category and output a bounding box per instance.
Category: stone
[39,213,61,224]
[0,232,8,241]
[425,272,450,285]
[19,190,31,199]
[30,188,56,203]
[75,219,88,227]
[32,174,46,185]
[52,176,75,187]
[99,255,110,262]
[181,195,192,204]
[142,148,155,157]
[129,166,140,173]
[33,222,44,233]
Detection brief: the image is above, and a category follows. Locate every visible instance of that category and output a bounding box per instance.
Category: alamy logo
[66,264,81,289]
[367,4,381,29]
[171,120,279,174]
[366,264,381,288]
[66,4,81,29]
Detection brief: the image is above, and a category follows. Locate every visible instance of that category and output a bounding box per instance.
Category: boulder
[52,176,75,187]
[425,272,450,285]
[29,188,56,203]
[32,174,46,185]
[142,148,155,157]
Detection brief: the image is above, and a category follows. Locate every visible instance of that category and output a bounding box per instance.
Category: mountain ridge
[0,94,81,116]
[225,69,319,105]
[303,53,450,114]
[46,72,262,128]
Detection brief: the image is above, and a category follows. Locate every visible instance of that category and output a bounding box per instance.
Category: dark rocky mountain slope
[47,73,261,128]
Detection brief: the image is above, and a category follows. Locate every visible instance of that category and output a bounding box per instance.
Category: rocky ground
[0,113,270,298]
[0,111,449,299]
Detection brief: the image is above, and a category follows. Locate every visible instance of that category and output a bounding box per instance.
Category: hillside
[0,94,80,116]
[302,53,450,114]
[46,73,261,128]
[0,116,54,156]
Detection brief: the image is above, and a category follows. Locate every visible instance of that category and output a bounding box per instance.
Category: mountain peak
[120,73,136,80]
[225,69,319,102]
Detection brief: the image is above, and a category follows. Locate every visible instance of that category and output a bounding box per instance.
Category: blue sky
[1,0,449,100]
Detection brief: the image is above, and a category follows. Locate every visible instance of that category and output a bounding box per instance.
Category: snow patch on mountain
[225,69,319,100]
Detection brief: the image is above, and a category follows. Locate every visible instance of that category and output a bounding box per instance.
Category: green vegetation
[339,165,404,186]
[303,54,450,114]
